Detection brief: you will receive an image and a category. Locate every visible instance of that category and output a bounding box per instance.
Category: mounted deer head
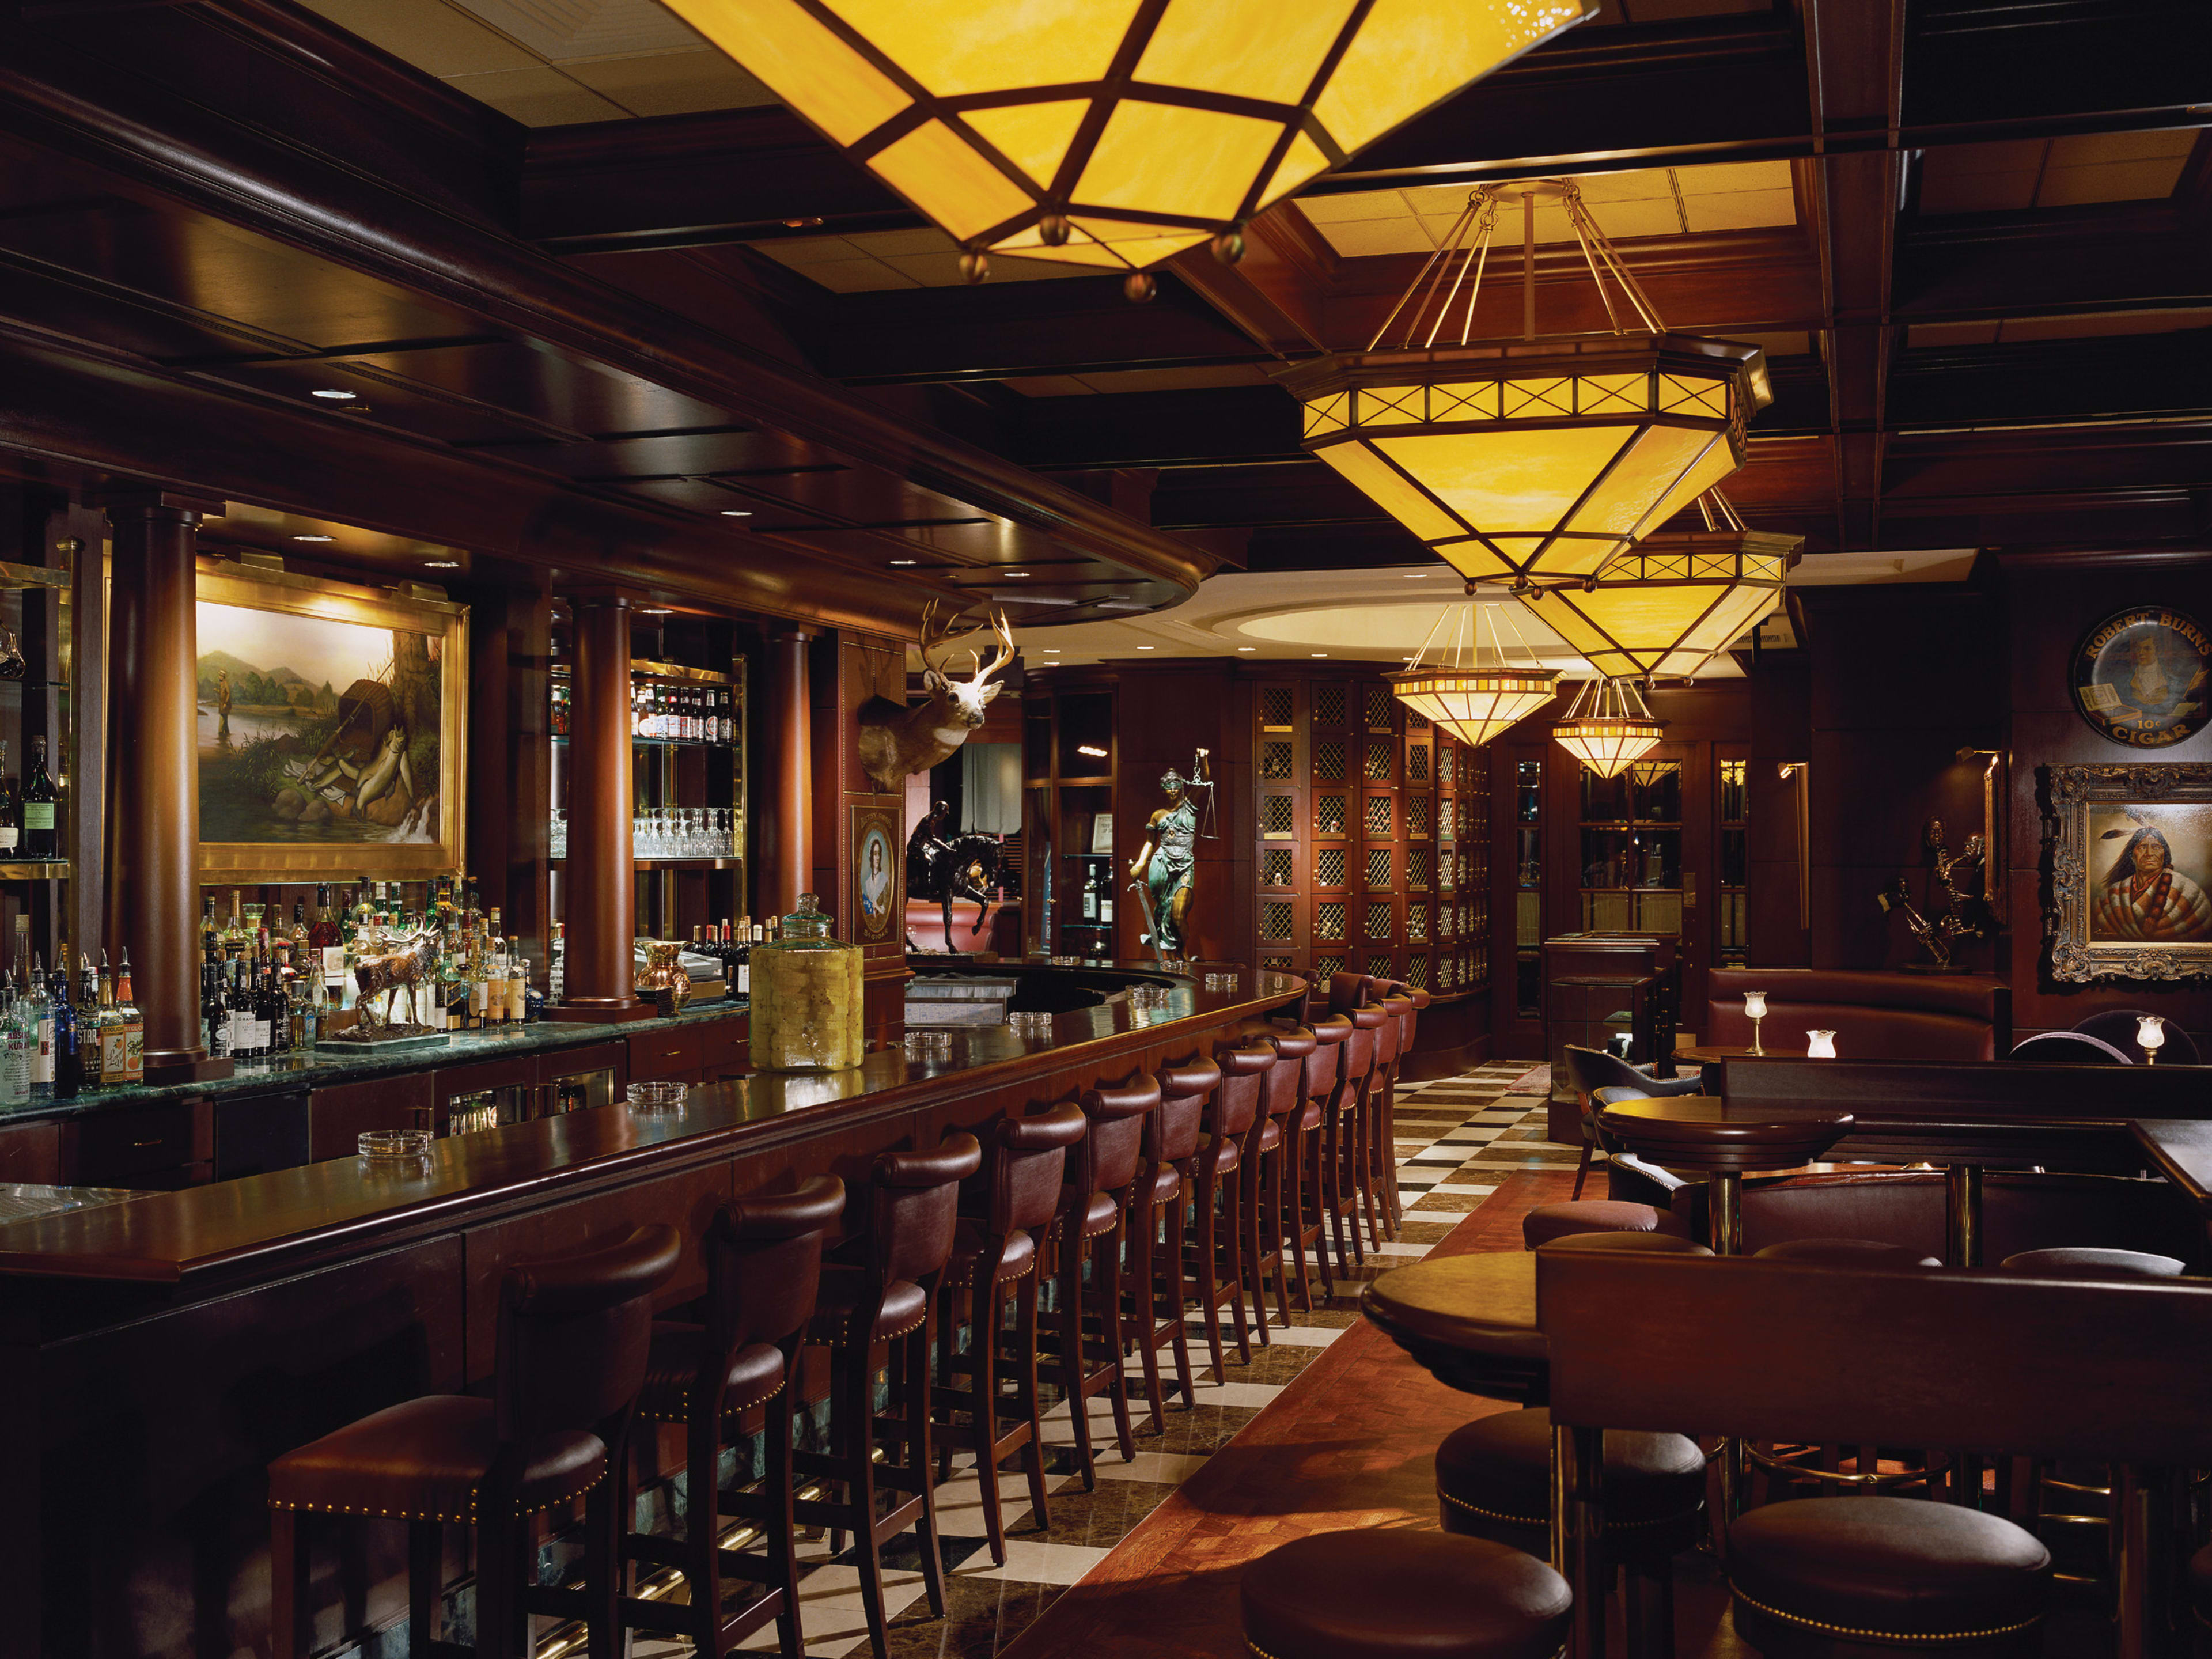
[857,602,1017,793]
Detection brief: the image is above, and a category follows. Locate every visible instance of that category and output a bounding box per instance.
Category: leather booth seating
[1728,1495,2050,1656]
[1756,1237,1942,1269]
[1707,968,2008,1062]
[1241,1530,1573,1659]
[1666,1169,2204,1266]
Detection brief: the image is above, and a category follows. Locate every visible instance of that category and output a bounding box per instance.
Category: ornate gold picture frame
[196,564,468,882]
[2046,762,2212,983]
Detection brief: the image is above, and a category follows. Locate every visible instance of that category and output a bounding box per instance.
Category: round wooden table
[1671,1044,1768,1066]
[1361,1252,1547,1404]
[1593,1096,1855,1256]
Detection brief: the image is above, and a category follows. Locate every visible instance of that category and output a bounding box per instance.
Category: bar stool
[1437,1408,1705,1659]
[1727,1497,2050,1656]
[1044,1076,1151,1482]
[268,1224,682,1659]
[1241,1531,1573,1659]
[1324,1002,1388,1272]
[622,1177,844,1659]
[1293,1013,1353,1301]
[798,1133,982,1659]
[1244,1022,1316,1321]
[934,1101,1088,1565]
[1145,1053,1228,1380]
[1323,975,1388,1256]
[1523,1200,1692,1249]
[1193,1038,1272,1365]
[1365,986,1415,1241]
[1370,979,1430,1239]
[1119,1070,1197,1437]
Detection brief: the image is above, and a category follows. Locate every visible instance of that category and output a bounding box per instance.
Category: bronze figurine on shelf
[329,928,447,1047]
[1130,749,1213,964]
[904,806,1003,954]
[1877,817,1988,974]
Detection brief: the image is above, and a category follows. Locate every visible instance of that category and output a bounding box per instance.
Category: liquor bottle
[223,890,247,959]
[1081,866,1099,921]
[0,740,18,857]
[228,959,260,1064]
[733,930,751,998]
[115,953,143,1084]
[19,736,55,859]
[93,955,123,1086]
[48,960,76,1099]
[1100,883,1115,925]
[201,896,219,959]
[548,921,565,1004]
[309,883,343,992]
[522,956,543,1024]
[467,934,489,1030]
[262,963,289,1059]
[202,954,228,1064]
[27,954,50,1101]
[287,902,310,973]
[506,937,526,1022]
[0,975,26,1109]
[301,977,321,1052]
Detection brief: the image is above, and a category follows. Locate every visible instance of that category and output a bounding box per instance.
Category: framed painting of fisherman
[2047,763,2212,982]
[195,565,468,881]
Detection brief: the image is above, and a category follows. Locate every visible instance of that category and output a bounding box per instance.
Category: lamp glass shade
[2137,1015,2167,1052]
[1390,665,1559,747]
[1552,712,1664,778]
[667,0,1590,271]
[1528,529,1802,679]
[1287,339,1770,588]
[1806,1030,1837,1059]
[1741,991,1767,1020]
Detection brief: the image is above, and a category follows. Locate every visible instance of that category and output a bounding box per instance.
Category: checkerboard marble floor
[620,1061,1569,1659]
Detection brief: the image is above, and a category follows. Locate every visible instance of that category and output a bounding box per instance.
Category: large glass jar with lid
[748,893,863,1071]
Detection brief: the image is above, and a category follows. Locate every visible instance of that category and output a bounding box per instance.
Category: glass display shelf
[0,860,69,881]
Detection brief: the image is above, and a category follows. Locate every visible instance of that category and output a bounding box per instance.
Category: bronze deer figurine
[858,603,1016,791]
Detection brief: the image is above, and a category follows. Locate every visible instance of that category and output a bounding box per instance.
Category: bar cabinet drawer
[628,1027,700,1082]
[695,1016,748,1073]
[73,1100,200,1181]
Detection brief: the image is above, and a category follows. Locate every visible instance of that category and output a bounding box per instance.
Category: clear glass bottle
[28,953,51,1100]
[747,893,862,1071]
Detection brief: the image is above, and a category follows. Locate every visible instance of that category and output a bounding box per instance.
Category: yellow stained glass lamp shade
[1392,666,1560,747]
[1286,335,1770,589]
[1528,527,1803,680]
[1551,677,1663,779]
[661,0,1590,272]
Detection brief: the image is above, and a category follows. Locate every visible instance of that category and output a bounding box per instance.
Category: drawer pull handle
[132,1137,163,1148]
[661,1048,681,1058]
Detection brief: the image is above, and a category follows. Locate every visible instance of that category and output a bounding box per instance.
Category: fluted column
[107,491,232,1081]
[551,594,647,1020]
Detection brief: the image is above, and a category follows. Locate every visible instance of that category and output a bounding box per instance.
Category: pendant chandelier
[1552,676,1664,778]
[667,0,1590,281]
[1628,755,1677,789]
[1524,493,1803,680]
[1388,599,1560,747]
[1282,179,1772,588]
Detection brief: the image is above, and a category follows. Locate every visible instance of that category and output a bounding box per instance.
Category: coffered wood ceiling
[0,0,2205,639]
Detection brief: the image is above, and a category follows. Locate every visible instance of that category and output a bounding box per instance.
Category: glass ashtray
[1007,1010,1056,1035]
[902,1029,954,1057]
[627,1080,689,1113]
[1128,985,1172,1009]
[358,1130,433,1167]
[1048,955,1080,967]
[1203,972,1241,991]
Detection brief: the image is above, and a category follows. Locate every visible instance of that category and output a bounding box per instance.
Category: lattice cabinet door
[1254,681,1302,973]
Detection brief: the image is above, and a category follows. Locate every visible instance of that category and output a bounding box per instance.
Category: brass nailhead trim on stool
[643,1373,786,1426]
[1733,1588,2042,1645]
[269,1468,606,1526]
[1440,1490,1695,1531]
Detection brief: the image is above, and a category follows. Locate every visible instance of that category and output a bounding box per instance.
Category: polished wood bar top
[0,973,1304,1287]
[1596,1095,1854,1172]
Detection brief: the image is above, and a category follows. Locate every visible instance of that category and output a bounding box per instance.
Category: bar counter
[0,968,1306,1659]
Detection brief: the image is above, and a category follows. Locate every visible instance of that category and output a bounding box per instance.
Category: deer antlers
[918,600,1015,684]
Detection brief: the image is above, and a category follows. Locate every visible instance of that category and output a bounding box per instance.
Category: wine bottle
[49,960,77,1098]
[202,955,229,1064]
[21,735,57,859]
[0,740,18,857]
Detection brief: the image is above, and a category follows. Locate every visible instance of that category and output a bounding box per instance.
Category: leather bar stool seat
[949,1217,1036,1284]
[272,1397,607,1523]
[1755,1238,1942,1269]
[1541,1230,1713,1257]
[637,1335,789,1425]
[809,1276,931,1344]
[1524,1200,1691,1249]
[1728,1497,2050,1656]
[2000,1245,2184,1279]
[1241,1530,1572,1659]
[1438,1407,1706,1561]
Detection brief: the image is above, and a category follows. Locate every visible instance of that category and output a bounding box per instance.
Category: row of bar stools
[934,1102,1088,1565]
[1044,1077,1151,1483]
[1121,1070,1198,1437]
[1324,1000,1388,1271]
[1291,1012,1354,1302]
[269,1224,684,1659]
[624,1177,846,1659]
[798,1134,984,1658]
[1152,1054,1228,1382]
[1371,979,1430,1238]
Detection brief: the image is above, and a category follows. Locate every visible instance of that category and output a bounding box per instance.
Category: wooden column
[106,491,231,1082]
[763,627,815,918]
[551,594,648,1021]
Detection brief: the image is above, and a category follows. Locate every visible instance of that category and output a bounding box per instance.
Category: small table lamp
[2137,1014,2167,1065]
[1743,990,1768,1055]
[1807,1029,1838,1059]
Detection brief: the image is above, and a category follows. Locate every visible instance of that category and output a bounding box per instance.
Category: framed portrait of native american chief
[2046,763,2212,982]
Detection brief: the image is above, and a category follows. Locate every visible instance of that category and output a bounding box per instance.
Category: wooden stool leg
[768,1357,805,1659]
[909,1318,949,1620]
[1302,1122,1335,1300]
[583,1446,622,1659]
[1013,1268,1052,1527]
[1058,1221,1099,1489]
[1096,1217,1138,1463]
[1286,1128,1315,1312]
[1190,1173,1227,1383]
[1240,1156,1272,1346]
[1381,1070,1403,1239]
[971,1268,1008,1565]
[846,1340,890,1658]
[475,1504,520,1659]
[1221,1162,1252,1365]
[1353,1082,1384,1255]
[408,1519,439,1658]
[271,1507,306,1659]
[1126,1188,1168,1436]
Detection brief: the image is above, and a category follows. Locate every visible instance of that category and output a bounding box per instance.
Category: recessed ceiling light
[309,388,355,400]
[1237,646,1256,652]
[1404,572,1430,578]
[291,533,333,543]
[1043,646,1061,652]
[1137,645,1155,650]
[719,509,752,517]
[1311,652,1328,657]
[641,607,673,615]
[889,559,917,566]
[1005,570,1030,577]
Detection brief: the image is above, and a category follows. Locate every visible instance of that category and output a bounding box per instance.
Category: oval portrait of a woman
[2092,821,2212,942]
